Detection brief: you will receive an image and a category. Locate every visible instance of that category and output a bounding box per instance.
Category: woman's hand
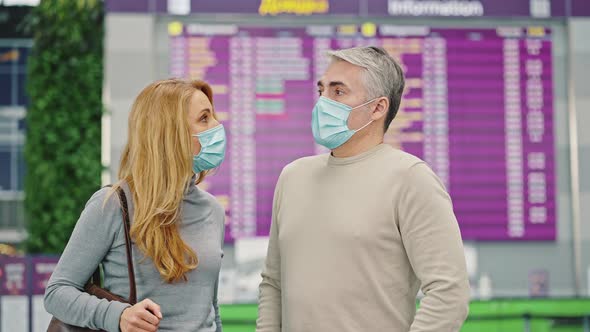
[119,299,163,332]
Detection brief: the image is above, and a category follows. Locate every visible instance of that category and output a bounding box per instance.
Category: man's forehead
[319,62,361,87]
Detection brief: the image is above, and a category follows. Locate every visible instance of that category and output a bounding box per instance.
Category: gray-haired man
[257,46,470,332]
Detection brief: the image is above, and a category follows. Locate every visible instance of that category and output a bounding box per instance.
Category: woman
[45,79,226,332]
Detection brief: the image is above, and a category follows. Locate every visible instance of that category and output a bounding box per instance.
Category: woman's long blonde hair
[112,79,214,283]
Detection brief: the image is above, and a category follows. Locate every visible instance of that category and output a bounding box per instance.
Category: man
[256,46,470,332]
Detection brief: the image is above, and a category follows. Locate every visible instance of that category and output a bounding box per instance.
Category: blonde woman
[45,79,226,332]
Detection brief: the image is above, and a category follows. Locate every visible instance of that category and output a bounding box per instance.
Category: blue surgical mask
[192,124,226,173]
[311,96,378,150]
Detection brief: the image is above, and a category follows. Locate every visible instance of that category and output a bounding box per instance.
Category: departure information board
[169,24,555,241]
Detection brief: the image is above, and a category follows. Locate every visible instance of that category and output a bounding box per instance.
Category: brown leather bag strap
[88,185,137,304]
[115,186,137,305]
[91,268,101,286]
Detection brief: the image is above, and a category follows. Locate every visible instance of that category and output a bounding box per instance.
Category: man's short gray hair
[327,46,405,132]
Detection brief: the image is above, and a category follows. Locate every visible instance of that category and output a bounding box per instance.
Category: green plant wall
[23,0,104,253]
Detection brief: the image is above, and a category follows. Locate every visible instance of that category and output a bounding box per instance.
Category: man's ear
[371,97,389,121]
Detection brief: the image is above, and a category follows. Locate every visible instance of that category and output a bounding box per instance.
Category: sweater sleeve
[256,169,286,332]
[397,163,470,332]
[44,188,131,332]
[213,214,226,332]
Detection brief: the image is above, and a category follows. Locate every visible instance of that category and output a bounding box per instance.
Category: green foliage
[23,0,104,253]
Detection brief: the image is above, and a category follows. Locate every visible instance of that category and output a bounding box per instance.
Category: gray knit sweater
[44,181,225,331]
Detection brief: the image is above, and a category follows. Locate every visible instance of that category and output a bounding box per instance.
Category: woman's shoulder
[188,185,225,222]
[79,186,124,230]
[200,188,224,213]
[87,185,123,210]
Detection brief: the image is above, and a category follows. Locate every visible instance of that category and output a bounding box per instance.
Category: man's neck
[331,134,384,158]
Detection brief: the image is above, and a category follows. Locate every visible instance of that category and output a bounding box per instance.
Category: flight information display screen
[169,23,555,241]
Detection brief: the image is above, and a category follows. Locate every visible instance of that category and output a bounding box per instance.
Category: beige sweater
[256,144,470,332]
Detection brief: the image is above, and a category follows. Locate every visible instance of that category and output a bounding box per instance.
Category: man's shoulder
[281,153,329,177]
[376,144,425,171]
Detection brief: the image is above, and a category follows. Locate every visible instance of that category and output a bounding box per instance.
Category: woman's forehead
[190,90,213,111]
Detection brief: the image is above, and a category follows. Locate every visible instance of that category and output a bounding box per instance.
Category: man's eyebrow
[317,80,349,90]
[328,81,347,88]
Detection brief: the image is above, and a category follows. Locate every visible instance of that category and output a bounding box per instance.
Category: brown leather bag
[47,187,137,332]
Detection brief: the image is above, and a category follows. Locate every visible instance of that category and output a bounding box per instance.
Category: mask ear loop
[354,119,374,133]
[350,97,381,111]
[351,97,381,132]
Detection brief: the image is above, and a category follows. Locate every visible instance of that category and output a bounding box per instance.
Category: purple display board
[169,24,555,241]
[572,0,590,16]
[0,256,28,296]
[30,256,58,295]
[106,0,590,17]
